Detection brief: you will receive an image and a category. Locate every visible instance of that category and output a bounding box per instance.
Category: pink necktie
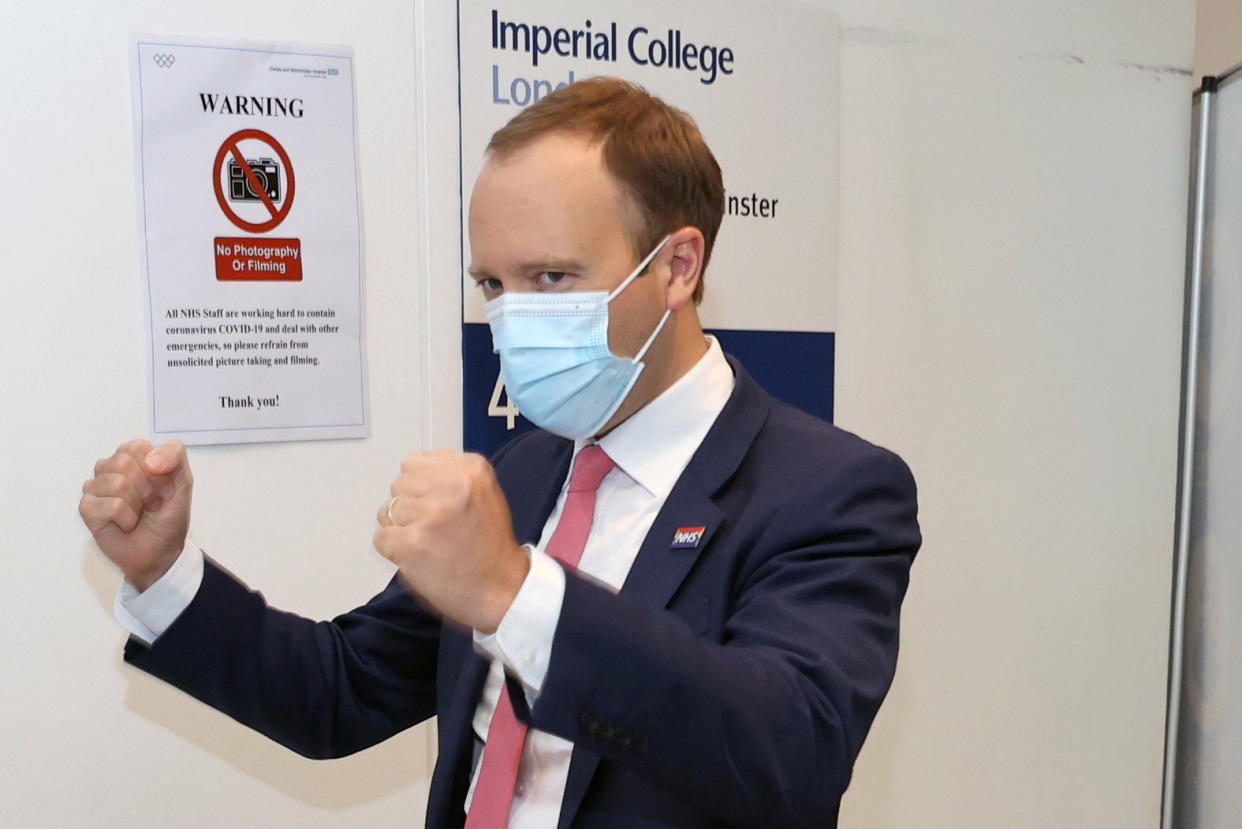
[465,445,616,829]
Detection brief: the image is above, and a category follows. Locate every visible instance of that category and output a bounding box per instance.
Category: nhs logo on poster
[459,1,839,456]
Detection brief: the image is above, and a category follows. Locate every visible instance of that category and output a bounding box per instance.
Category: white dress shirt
[114,336,734,828]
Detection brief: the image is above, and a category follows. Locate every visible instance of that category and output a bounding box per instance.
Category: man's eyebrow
[468,258,588,280]
[520,257,587,272]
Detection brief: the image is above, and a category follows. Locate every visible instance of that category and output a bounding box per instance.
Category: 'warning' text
[199,93,305,117]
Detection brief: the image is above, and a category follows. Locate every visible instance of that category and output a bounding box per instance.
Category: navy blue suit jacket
[124,357,921,828]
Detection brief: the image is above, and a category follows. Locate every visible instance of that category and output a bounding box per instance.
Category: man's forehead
[486,129,602,170]
[474,132,609,199]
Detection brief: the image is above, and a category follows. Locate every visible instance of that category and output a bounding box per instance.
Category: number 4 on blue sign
[488,371,520,430]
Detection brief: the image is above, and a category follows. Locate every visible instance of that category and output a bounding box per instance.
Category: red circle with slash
[212,128,296,233]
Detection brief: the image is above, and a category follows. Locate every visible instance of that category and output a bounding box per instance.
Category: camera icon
[228,157,281,202]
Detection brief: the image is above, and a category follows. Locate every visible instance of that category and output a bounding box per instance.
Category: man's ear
[664,227,705,311]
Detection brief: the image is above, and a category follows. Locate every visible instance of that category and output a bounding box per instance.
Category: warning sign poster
[130,36,367,445]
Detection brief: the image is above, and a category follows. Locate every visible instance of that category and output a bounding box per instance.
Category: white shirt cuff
[472,544,565,696]
[112,539,205,646]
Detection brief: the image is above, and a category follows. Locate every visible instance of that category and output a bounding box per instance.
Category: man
[80,78,920,828]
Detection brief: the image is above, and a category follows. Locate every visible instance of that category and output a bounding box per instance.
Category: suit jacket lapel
[557,357,771,828]
[555,479,726,829]
[621,356,769,612]
[505,436,574,545]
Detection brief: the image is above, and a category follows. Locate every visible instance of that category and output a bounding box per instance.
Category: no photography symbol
[212,128,297,233]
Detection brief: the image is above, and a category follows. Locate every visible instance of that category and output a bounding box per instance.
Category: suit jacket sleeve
[123,559,442,760]
[117,437,538,760]
[521,443,920,828]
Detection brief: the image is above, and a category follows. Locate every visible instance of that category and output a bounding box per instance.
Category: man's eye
[476,278,502,294]
[537,271,568,287]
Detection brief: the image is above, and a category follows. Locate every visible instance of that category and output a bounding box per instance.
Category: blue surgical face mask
[484,235,672,440]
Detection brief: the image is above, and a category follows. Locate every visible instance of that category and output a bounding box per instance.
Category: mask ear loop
[606,234,674,364]
[632,308,673,365]
[607,234,673,301]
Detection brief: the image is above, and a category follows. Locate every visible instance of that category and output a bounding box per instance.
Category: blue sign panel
[463,323,833,456]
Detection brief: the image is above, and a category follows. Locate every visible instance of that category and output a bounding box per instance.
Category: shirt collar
[578,335,734,499]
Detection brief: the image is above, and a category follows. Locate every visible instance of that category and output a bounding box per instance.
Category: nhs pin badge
[671,526,707,549]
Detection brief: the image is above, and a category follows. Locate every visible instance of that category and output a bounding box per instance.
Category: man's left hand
[374,451,529,634]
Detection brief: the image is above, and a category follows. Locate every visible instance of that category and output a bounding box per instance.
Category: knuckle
[399,525,424,553]
[468,455,495,489]
[375,527,411,561]
[420,500,444,524]
[118,439,146,456]
[102,472,131,496]
[445,478,470,510]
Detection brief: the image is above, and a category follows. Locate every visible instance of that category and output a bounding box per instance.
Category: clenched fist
[79,439,193,591]
[374,451,529,634]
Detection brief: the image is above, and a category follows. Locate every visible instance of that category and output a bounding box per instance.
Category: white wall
[832,2,1192,826]
[0,1,1193,827]
[0,2,436,826]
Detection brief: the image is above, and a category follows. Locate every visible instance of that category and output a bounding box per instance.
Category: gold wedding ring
[385,496,403,527]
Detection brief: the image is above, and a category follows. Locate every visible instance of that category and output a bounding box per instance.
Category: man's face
[467,131,668,364]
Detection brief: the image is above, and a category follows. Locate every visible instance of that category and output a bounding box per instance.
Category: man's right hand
[80,439,194,592]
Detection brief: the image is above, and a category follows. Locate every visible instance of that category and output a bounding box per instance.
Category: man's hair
[487,77,724,303]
